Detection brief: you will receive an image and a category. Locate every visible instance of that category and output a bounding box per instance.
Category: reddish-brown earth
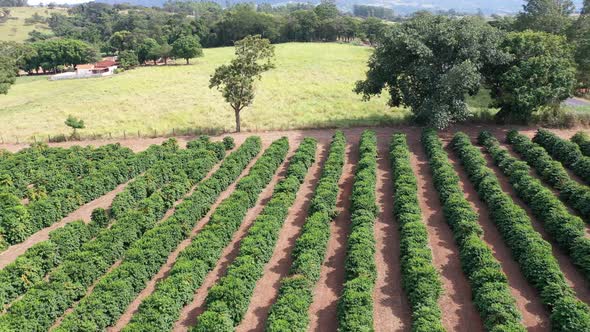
[0,180,132,269]
[406,131,484,332]
[477,143,590,306]
[235,144,327,332]
[172,144,294,332]
[2,126,590,332]
[108,144,261,332]
[444,144,551,331]
[372,134,412,332]
[307,139,357,332]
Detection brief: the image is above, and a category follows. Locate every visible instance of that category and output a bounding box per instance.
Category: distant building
[50,58,118,81]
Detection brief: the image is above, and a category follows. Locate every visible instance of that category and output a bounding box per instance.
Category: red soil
[406,130,484,332]
[0,179,132,269]
[478,144,590,306]
[108,144,261,332]
[307,139,357,332]
[3,126,590,332]
[235,144,327,332]
[172,144,294,332]
[372,134,412,332]
[444,143,550,331]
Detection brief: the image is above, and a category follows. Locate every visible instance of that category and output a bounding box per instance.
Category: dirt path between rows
[0,179,133,269]
[444,143,550,331]
[373,135,412,332]
[406,131,484,332]
[478,145,590,306]
[108,144,261,332]
[172,145,295,332]
[235,144,327,332]
[307,140,357,332]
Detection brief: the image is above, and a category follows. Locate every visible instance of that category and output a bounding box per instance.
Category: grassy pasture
[1,43,409,141]
[0,7,63,42]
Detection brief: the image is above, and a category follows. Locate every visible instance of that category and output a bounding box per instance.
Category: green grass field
[0,7,64,42]
[1,43,411,141]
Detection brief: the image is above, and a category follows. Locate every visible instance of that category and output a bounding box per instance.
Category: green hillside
[0,43,407,141]
[0,7,65,42]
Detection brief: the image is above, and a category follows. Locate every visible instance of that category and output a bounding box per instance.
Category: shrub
[391,132,445,331]
[422,129,523,331]
[194,138,316,329]
[452,132,590,330]
[223,136,235,150]
[337,130,378,332]
[0,137,261,332]
[118,138,292,332]
[571,131,590,157]
[266,131,346,332]
[506,130,590,221]
[480,131,590,281]
[533,129,590,185]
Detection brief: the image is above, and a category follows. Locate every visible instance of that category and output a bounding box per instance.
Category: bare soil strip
[172,146,295,332]
[107,145,260,332]
[307,140,357,332]
[479,145,590,306]
[235,144,327,332]
[444,143,551,331]
[405,131,484,332]
[372,135,412,332]
[0,179,133,269]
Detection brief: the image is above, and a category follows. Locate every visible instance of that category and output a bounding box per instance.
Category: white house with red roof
[50,58,118,81]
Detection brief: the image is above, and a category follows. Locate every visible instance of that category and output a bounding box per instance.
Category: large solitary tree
[355,13,509,129]
[209,35,275,132]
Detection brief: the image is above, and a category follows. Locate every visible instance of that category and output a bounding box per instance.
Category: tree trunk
[186,58,189,65]
[235,109,241,132]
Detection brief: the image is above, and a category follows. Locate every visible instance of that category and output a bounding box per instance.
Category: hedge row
[337,130,378,331]
[452,132,590,331]
[194,138,317,331]
[479,131,590,282]
[265,131,346,332]
[0,140,223,308]
[422,129,524,331]
[533,129,590,185]
[0,143,134,198]
[506,130,590,222]
[0,137,262,332]
[0,141,176,249]
[572,131,590,157]
[110,138,225,219]
[120,138,289,332]
[57,137,288,332]
[390,133,444,331]
[0,210,108,306]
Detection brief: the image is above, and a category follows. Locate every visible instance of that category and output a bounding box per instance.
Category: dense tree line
[356,0,590,128]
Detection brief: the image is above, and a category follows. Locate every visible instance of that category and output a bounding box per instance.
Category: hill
[0,43,409,142]
[0,7,65,42]
[93,0,585,15]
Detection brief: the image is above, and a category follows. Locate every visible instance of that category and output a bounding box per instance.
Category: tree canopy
[486,30,577,122]
[516,0,575,35]
[209,35,275,132]
[355,13,509,129]
[171,35,203,64]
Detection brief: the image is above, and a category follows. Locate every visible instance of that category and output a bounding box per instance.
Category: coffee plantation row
[0,128,589,331]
